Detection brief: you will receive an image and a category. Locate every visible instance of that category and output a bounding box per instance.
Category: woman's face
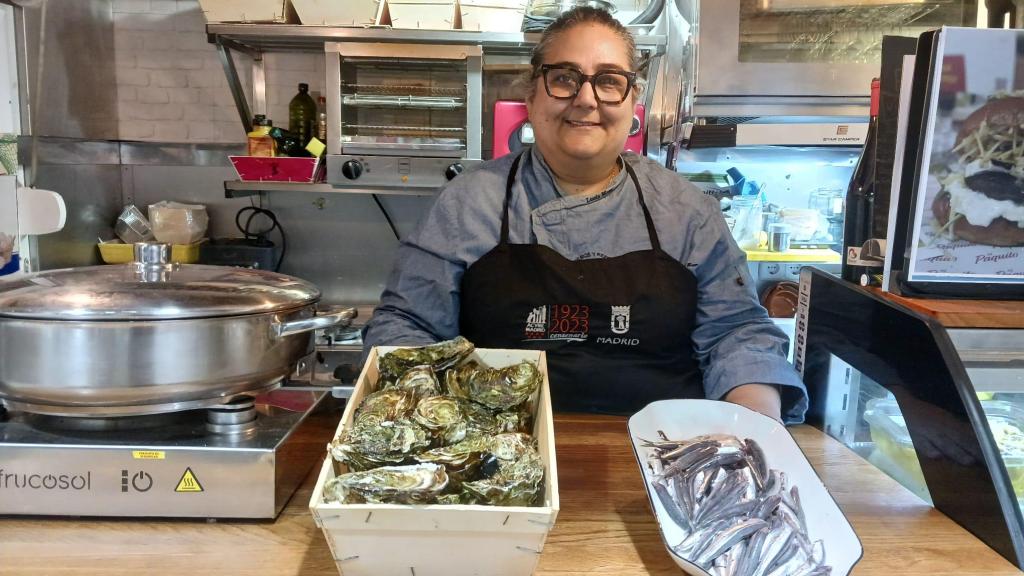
[526,23,636,170]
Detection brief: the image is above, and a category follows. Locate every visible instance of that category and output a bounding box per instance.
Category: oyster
[416,435,491,487]
[378,336,475,381]
[458,398,501,438]
[496,409,532,434]
[436,491,478,505]
[385,365,442,399]
[330,419,431,471]
[353,388,417,427]
[413,395,467,445]
[461,433,545,506]
[446,360,542,411]
[323,463,449,504]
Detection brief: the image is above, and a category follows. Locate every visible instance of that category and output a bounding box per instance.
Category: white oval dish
[627,399,863,576]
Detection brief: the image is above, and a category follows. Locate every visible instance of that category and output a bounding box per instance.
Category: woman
[363,7,806,423]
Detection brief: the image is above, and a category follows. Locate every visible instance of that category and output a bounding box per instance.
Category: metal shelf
[206,24,667,52]
[224,180,439,198]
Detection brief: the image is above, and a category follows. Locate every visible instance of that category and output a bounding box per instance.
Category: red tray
[230,156,324,183]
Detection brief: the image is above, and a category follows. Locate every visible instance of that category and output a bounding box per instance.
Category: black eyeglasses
[538,64,637,104]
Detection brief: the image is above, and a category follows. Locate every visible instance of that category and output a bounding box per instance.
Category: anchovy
[662,439,720,461]
[645,434,833,575]
[788,485,808,536]
[763,531,801,576]
[677,517,735,557]
[652,479,692,532]
[751,494,782,521]
[735,526,771,576]
[695,517,768,568]
[744,437,769,492]
[657,443,720,481]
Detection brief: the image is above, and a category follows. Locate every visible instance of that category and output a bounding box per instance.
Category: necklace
[602,161,621,190]
[558,161,621,196]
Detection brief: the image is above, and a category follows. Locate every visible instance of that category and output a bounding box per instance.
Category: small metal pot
[0,243,355,417]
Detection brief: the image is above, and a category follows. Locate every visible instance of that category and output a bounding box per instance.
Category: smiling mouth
[566,120,601,127]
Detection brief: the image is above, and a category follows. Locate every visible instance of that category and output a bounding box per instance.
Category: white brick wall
[114,0,324,144]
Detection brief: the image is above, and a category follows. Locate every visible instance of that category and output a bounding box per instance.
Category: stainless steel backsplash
[19,137,433,306]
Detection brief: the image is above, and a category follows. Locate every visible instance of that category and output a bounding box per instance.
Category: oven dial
[444,163,464,181]
[341,159,363,180]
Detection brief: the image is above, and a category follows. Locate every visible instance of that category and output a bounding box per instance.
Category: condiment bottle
[317,95,328,142]
[247,114,275,157]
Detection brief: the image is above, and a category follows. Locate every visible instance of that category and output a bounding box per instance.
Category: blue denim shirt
[363,147,808,423]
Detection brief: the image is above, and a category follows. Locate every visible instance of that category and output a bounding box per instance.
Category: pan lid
[0,243,320,320]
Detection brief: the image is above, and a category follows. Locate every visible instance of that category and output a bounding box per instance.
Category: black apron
[459,153,703,414]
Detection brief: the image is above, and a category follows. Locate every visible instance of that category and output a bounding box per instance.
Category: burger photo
[933,94,1024,246]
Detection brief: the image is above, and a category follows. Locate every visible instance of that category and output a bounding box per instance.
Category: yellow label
[174,468,204,493]
[132,450,165,460]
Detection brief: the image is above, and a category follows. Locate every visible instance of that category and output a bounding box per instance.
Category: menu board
[906,27,1024,285]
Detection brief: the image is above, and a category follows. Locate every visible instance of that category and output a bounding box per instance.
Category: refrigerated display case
[796,266,1024,569]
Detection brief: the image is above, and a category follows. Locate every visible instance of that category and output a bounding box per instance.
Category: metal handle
[273,307,357,339]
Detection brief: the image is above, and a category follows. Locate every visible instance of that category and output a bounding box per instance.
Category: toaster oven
[325,42,483,190]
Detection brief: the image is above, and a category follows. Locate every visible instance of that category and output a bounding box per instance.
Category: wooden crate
[459,0,526,32]
[309,347,559,576]
[291,0,384,26]
[379,0,459,30]
[196,0,297,23]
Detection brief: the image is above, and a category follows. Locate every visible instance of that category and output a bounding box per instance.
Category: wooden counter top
[870,287,1024,329]
[0,413,1018,575]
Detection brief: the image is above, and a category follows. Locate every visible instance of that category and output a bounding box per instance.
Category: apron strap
[500,152,526,244]
[624,162,662,252]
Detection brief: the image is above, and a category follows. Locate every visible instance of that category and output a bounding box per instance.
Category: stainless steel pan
[0,243,355,416]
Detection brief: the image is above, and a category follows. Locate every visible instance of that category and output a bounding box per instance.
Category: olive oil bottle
[288,83,317,147]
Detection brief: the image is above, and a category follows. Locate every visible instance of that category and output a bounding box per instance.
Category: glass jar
[729,195,763,251]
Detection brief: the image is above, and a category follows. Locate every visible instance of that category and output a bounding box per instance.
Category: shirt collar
[528,147,626,210]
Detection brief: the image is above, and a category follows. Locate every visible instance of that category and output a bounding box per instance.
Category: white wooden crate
[291,0,384,26]
[380,0,459,30]
[309,347,560,576]
[459,0,526,32]
[196,0,296,23]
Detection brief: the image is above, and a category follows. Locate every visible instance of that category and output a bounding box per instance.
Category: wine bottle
[841,79,880,283]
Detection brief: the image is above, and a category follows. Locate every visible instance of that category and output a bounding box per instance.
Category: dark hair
[525,7,640,98]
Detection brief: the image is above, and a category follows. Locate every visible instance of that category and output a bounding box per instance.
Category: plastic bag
[148,201,208,245]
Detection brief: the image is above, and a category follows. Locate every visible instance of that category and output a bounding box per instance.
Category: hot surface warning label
[174,468,203,493]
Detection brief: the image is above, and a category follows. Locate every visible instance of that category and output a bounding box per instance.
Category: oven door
[693,0,976,116]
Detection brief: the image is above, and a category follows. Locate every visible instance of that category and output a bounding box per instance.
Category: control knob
[341,159,363,180]
[444,163,464,181]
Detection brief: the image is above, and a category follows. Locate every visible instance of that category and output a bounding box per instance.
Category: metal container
[768,222,791,252]
[525,0,615,18]
[0,243,355,417]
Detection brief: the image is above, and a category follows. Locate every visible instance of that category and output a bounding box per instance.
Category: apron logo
[523,304,589,342]
[611,305,631,334]
[525,306,548,339]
